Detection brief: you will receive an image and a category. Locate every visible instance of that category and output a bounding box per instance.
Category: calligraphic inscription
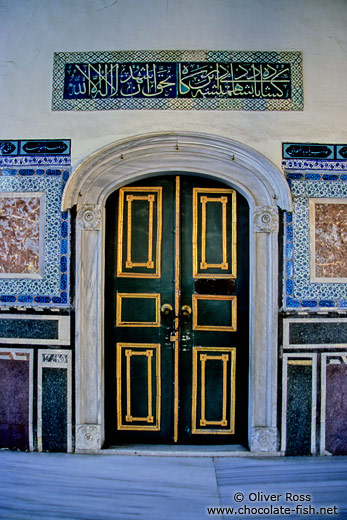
[52,50,303,111]
[283,143,347,161]
[0,140,71,157]
[64,62,291,100]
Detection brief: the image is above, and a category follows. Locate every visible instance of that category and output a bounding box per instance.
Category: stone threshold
[79,445,284,457]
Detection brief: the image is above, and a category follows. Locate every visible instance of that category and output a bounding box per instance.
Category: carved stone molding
[77,204,102,231]
[251,427,278,452]
[76,424,101,450]
[253,206,279,233]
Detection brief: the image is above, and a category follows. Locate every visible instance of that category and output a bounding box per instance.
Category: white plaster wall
[1,0,346,169]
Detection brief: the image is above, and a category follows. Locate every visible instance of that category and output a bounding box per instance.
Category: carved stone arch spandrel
[63,132,291,453]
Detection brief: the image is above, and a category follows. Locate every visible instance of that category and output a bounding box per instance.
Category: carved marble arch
[62,132,292,453]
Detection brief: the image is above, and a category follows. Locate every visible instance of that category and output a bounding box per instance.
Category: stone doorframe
[62,132,292,453]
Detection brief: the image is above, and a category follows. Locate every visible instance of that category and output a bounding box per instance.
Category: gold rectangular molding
[174,176,180,443]
[192,294,237,331]
[116,343,161,431]
[287,360,313,366]
[116,293,161,327]
[192,346,236,434]
[192,188,236,278]
[117,187,162,278]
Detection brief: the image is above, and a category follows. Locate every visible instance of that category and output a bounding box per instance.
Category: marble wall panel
[310,199,347,281]
[283,318,347,349]
[281,354,317,455]
[0,349,33,450]
[0,315,70,345]
[0,194,44,277]
[38,350,72,452]
[321,353,347,455]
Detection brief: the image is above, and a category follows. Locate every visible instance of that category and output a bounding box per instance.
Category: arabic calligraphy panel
[52,50,303,111]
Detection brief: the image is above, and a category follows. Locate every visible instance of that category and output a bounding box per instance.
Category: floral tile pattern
[283,157,347,310]
[0,166,70,307]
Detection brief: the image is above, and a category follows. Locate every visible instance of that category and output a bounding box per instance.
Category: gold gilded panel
[192,188,237,278]
[117,187,162,278]
[192,346,236,434]
[116,293,161,327]
[192,294,237,331]
[116,343,161,431]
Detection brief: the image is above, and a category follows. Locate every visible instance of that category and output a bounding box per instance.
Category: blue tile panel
[0,168,70,307]
[283,170,347,309]
[52,50,303,111]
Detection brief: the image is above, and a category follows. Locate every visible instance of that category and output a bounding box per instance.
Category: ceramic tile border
[37,349,72,452]
[52,50,303,111]
[281,353,317,454]
[283,170,347,309]
[0,347,34,451]
[0,140,71,167]
[0,314,70,345]
[320,352,347,455]
[282,317,347,350]
[0,168,70,307]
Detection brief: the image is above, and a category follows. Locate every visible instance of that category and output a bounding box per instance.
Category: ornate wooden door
[105,175,249,445]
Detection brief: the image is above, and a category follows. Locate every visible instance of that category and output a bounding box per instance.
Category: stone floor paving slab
[0,452,346,520]
[0,452,219,520]
[214,456,347,519]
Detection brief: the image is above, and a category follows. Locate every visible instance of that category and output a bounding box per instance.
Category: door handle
[161,303,173,316]
[180,305,192,319]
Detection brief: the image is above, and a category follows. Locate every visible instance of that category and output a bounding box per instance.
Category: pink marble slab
[314,202,347,279]
[0,196,41,274]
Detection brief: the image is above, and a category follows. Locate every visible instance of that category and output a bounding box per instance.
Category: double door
[105,175,249,444]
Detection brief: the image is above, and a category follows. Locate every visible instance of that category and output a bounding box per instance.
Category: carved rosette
[77,204,102,231]
[76,424,101,451]
[251,427,278,452]
[253,206,279,233]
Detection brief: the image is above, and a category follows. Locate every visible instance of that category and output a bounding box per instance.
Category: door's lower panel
[192,347,236,434]
[116,343,161,431]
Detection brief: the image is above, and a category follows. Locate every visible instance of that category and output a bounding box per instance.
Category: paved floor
[0,451,346,519]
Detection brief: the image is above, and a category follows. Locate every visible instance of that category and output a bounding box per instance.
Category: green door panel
[105,174,249,445]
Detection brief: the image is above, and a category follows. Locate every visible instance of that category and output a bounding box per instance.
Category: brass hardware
[180,305,192,317]
[161,303,173,315]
